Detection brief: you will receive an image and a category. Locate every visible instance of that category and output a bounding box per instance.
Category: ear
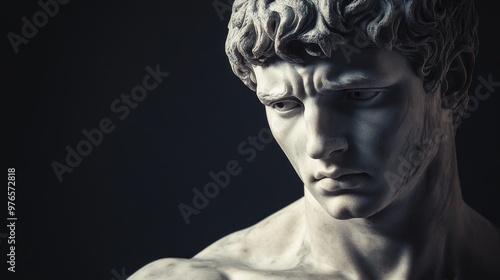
[440,50,474,109]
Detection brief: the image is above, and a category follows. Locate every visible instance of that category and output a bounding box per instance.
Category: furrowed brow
[318,72,390,92]
[256,91,290,105]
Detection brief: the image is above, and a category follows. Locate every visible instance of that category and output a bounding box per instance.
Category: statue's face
[254,48,445,219]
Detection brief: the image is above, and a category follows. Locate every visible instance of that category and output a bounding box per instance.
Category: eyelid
[270,98,302,113]
[344,88,384,100]
[271,98,301,107]
[344,88,384,93]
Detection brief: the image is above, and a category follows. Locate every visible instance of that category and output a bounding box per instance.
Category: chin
[319,194,384,220]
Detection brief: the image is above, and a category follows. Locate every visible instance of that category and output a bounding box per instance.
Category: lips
[313,169,367,193]
[314,168,364,180]
[333,173,365,181]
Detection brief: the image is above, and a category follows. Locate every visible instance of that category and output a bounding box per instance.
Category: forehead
[254,48,415,97]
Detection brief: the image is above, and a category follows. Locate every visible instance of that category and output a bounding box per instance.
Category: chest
[217,265,352,280]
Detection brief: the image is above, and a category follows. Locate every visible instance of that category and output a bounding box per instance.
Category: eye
[271,100,301,112]
[345,90,381,100]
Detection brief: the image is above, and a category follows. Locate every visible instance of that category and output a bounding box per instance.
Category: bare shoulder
[129,198,305,280]
[461,206,500,278]
[127,258,227,280]
[195,198,305,265]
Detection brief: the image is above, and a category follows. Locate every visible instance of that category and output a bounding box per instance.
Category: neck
[302,138,466,279]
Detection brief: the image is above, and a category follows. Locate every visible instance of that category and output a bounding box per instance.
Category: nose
[305,104,348,159]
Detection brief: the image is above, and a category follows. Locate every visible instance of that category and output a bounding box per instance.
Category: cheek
[351,92,422,172]
[266,108,295,144]
[352,109,409,166]
[357,90,436,190]
[266,108,307,175]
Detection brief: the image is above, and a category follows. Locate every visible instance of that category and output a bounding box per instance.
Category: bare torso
[130,199,339,280]
[129,198,500,280]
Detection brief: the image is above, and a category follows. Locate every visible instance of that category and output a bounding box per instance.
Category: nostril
[306,136,348,159]
[327,137,348,152]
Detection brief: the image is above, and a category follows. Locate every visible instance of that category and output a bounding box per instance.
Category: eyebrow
[256,91,290,105]
[318,71,389,91]
[256,70,394,103]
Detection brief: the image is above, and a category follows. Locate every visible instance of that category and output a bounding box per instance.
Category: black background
[3,1,499,279]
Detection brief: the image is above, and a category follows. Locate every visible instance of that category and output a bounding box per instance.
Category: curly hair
[225,0,479,125]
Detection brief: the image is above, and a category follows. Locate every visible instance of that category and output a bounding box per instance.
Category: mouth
[314,167,365,180]
[313,172,368,194]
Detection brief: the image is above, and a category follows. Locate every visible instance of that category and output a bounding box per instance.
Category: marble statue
[130,0,500,279]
